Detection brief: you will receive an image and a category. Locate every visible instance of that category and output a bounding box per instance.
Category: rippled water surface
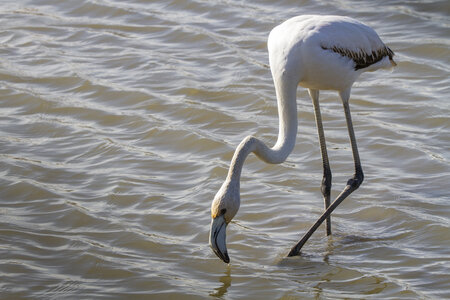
[1,0,449,299]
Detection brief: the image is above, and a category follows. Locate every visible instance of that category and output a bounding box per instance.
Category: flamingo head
[209,180,240,263]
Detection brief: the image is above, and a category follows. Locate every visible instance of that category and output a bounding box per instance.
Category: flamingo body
[268,15,395,91]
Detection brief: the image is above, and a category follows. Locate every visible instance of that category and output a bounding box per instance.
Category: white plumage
[210,15,396,264]
[268,15,395,91]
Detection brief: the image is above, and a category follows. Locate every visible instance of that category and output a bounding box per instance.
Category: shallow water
[1,0,449,299]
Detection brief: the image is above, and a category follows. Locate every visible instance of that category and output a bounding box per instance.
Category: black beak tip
[223,252,230,264]
[213,248,230,264]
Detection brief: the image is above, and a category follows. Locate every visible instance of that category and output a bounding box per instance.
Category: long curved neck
[227,76,298,184]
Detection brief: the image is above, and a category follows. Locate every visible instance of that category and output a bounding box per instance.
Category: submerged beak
[209,214,230,263]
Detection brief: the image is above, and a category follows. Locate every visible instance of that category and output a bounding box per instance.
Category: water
[0,0,449,298]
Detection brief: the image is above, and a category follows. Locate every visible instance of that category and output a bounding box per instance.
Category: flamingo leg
[288,88,364,256]
[309,89,332,236]
[340,88,364,188]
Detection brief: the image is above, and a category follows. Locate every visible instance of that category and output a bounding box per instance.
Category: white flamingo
[210,15,396,263]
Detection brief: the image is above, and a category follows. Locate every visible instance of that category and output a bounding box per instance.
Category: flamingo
[209,15,396,263]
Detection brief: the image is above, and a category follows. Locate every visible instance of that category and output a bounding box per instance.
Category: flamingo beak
[209,214,230,263]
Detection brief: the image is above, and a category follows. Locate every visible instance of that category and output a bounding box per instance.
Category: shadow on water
[209,266,232,298]
[207,237,335,299]
[275,234,422,298]
[273,240,337,299]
